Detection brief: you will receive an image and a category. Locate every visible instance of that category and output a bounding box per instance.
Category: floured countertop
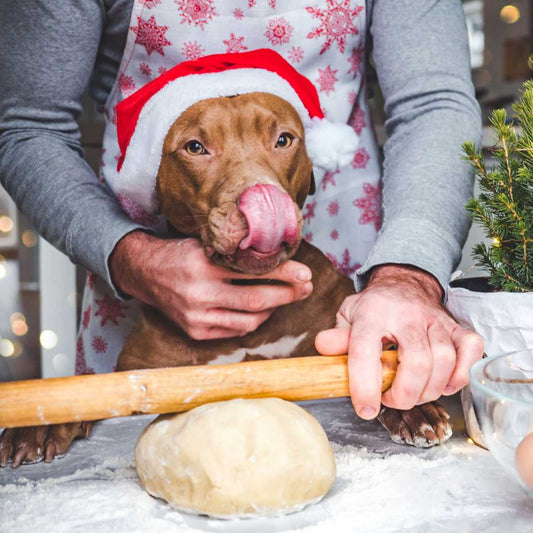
[1,396,533,533]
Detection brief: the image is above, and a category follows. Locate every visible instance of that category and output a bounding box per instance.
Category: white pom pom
[305,118,359,170]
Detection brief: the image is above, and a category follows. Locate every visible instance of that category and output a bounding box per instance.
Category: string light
[0,339,15,358]
[21,230,37,248]
[500,5,520,24]
[12,341,23,358]
[11,312,28,336]
[0,216,13,233]
[40,330,58,349]
[492,236,501,247]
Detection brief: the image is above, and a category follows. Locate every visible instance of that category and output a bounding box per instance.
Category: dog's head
[156,92,315,275]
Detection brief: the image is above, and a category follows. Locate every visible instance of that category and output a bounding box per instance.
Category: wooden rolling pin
[0,351,398,428]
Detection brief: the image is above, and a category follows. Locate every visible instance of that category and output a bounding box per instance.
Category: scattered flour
[1,400,532,533]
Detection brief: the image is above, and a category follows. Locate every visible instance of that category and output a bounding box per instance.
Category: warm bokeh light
[0,215,13,233]
[21,230,38,248]
[40,329,58,349]
[500,5,520,24]
[0,339,15,358]
[11,319,28,336]
[53,352,70,373]
[12,341,23,358]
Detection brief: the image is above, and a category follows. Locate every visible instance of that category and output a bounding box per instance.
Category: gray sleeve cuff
[354,218,461,293]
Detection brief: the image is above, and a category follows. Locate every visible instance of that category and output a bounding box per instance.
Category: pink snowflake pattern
[182,40,205,60]
[233,8,244,19]
[349,104,366,135]
[327,200,339,216]
[158,66,168,75]
[92,335,108,354]
[265,17,293,46]
[140,0,162,7]
[117,194,159,226]
[130,15,172,56]
[322,169,339,191]
[176,0,217,30]
[330,229,339,240]
[287,46,304,64]
[82,305,92,330]
[223,33,248,53]
[139,62,152,77]
[347,90,356,105]
[353,182,382,231]
[304,232,313,242]
[303,200,317,223]
[351,147,370,169]
[306,0,364,54]
[326,249,361,276]
[94,293,127,327]
[269,0,276,7]
[87,272,97,290]
[75,336,94,375]
[348,47,363,78]
[248,0,256,7]
[316,65,338,95]
[118,73,137,96]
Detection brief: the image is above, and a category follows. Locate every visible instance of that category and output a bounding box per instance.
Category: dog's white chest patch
[208,332,309,365]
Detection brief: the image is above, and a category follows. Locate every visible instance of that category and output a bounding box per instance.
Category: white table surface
[1,395,533,533]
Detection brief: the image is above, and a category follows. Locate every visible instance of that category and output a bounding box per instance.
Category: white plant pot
[446,278,533,447]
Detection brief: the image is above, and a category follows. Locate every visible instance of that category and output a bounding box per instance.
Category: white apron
[76,0,382,374]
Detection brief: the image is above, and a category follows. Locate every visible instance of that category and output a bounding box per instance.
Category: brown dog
[0,93,451,467]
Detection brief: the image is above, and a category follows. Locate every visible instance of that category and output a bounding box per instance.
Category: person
[0,0,483,429]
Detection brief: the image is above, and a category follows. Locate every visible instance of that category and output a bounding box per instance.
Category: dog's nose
[238,184,299,253]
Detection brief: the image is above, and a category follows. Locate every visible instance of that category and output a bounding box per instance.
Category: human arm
[316,0,484,418]
[0,0,145,288]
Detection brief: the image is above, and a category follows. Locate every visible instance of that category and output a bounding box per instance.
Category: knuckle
[467,332,484,354]
[409,355,432,375]
[187,326,206,341]
[450,370,470,389]
[436,346,456,367]
[246,292,265,311]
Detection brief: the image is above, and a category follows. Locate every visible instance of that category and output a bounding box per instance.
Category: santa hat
[115,49,359,213]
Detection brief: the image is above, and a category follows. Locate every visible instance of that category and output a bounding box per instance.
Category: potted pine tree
[446,81,533,444]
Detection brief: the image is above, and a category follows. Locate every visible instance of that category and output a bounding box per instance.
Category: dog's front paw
[377,402,452,448]
[0,422,92,468]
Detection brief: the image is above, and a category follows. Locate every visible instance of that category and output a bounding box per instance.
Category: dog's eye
[184,140,206,155]
[275,133,294,149]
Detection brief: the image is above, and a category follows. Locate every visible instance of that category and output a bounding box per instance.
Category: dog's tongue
[238,184,298,253]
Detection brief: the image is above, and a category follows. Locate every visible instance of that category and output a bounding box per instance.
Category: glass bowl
[470,350,533,498]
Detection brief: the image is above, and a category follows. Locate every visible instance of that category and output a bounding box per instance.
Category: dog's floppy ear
[308,171,316,196]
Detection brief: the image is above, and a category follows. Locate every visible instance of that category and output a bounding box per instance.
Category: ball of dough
[135,398,336,518]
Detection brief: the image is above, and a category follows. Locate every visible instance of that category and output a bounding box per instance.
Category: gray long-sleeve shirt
[0,0,481,293]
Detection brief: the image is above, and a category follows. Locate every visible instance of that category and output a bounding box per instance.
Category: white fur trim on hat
[305,117,359,171]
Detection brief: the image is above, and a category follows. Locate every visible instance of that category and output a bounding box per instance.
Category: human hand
[109,231,313,340]
[314,264,484,420]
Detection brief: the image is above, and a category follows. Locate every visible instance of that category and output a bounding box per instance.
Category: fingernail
[357,405,376,419]
[444,385,455,395]
[296,268,312,282]
[301,282,312,298]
